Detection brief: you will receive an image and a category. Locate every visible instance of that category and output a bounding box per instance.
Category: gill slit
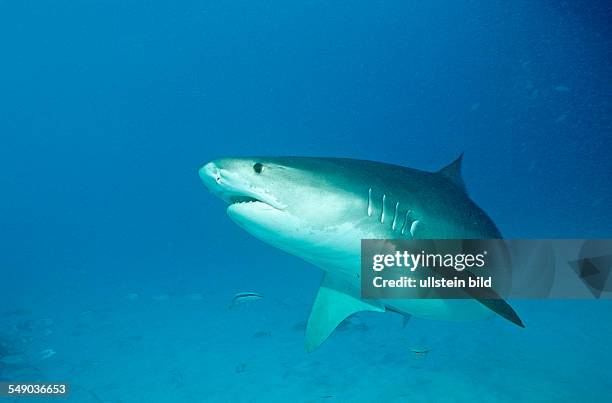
[380,194,386,223]
[367,188,373,217]
[401,210,412,235]
[392,202,399,230]
[410,220,420,237]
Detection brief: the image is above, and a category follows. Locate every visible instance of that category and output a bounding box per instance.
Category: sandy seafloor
[2,262,611,403]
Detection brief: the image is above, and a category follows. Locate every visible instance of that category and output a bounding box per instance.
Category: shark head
[199,157,363,266]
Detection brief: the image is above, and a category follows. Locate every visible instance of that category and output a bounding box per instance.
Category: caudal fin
[476,298,525,328]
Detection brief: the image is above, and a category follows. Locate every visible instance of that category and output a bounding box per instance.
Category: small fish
[336,317,369,332]
[252,330,272,339]
[230,292,263,308]
[0,354,25,365]
[554,85,570,92]
[39,349,56,360]
[410,348,430,355]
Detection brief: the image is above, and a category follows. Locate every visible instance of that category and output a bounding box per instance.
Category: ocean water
[1,1,611,402]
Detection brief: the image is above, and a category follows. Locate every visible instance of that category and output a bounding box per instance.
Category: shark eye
[253,163,264,174]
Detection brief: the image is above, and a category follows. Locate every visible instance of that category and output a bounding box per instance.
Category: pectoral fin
[305,274,384,352]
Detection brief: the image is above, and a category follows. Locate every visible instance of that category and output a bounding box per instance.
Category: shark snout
[199,162,222,188]
[198,160,249,199]
[198,159,286,210]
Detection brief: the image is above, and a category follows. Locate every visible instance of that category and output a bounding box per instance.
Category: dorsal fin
[437,153,466,192]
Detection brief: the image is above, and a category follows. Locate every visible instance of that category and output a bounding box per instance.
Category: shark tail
[476,298,525,328]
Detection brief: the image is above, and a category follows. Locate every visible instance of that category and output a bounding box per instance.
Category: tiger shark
[199,156,523,351]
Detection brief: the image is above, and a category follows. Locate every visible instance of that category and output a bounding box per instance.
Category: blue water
[1,1,611,401]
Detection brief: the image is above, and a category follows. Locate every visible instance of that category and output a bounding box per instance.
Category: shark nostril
[199,162,223,186]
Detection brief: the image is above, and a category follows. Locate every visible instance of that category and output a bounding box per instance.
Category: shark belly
[229,203,490,323]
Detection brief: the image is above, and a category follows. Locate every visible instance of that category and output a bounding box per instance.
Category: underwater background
[1,1,611,401]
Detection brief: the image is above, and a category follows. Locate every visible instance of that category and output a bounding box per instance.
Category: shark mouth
[219,187,284,211]
[199,162,286,210]
[229,195,262,205]
[226,192,284,211]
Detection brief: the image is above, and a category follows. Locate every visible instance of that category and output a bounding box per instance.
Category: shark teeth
[230,196,260,205]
